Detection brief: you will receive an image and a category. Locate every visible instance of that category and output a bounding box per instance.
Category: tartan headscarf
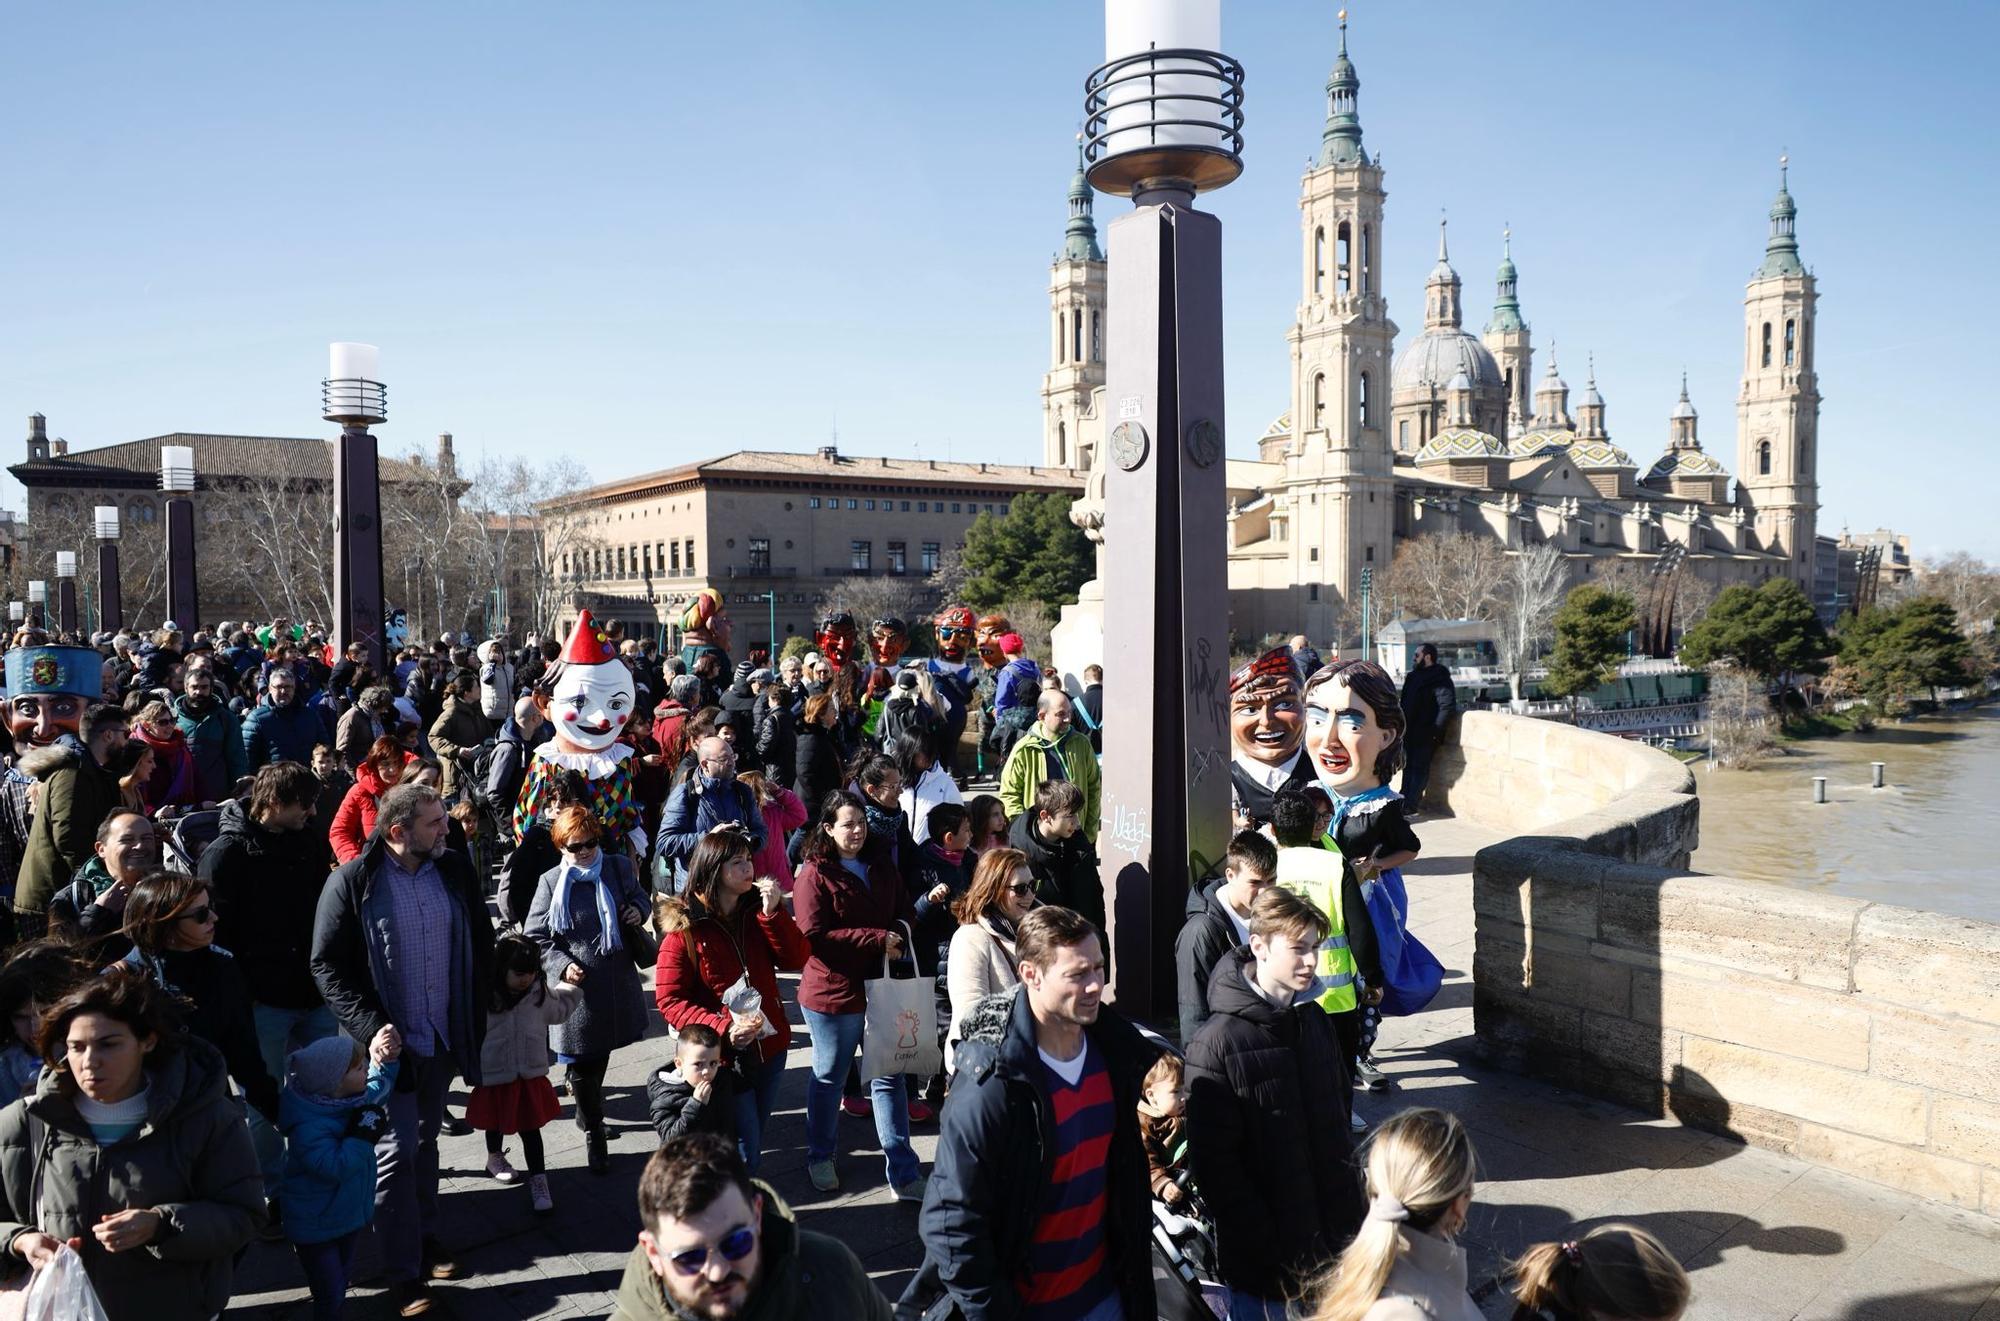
[1229,646,1302,696]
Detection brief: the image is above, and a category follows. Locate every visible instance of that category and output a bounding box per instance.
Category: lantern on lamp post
[26,581,46,631]
[54,553,78,635]
[324,342,388,672]
[160,444,199,629]
[95,505,122,633]
[1084,0,1244,1014]
[6,602,22,631]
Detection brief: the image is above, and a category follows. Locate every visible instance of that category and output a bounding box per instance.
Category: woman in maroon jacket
[791,789,924,1198]
[653,826,808,1174]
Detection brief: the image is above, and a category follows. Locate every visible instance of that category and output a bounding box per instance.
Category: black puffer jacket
[1173,876,1240,1045]
[792,724,843,819]
[201,798,332,1010]
[1007,811,1103,935]
[901,987,1160,1321]
[1185,949,1364,1300]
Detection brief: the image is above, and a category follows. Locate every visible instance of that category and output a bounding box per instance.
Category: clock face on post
[1111,422,1149,472]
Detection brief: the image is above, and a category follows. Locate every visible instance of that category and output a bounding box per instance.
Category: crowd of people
[0,603,1695,1321]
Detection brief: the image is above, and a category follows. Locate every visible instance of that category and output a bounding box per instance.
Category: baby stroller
[161,807,224,874]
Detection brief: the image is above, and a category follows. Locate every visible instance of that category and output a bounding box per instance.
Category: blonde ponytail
[1307,1108,1478,1321]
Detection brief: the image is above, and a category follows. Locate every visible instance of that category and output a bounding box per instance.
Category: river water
[1690,705,2000,924]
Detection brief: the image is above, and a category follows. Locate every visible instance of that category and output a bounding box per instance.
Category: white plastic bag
[22,1244,110,1321]
[721,974,777,1041]
[860,922,941,1081]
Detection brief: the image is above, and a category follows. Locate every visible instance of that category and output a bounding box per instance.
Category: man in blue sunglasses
[613,1132,891,1320]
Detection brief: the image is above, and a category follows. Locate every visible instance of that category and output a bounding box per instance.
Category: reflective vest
[1275,845,1359,1014]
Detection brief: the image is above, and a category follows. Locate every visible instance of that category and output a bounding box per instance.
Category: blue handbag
[1361,867,1444,1017]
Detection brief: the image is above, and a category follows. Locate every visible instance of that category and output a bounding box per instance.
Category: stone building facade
[538,448,1081,660]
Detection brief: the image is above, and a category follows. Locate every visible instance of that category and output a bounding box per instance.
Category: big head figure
[1302,658,1406,795]
[535,611,635,757]
[5,645,103,751]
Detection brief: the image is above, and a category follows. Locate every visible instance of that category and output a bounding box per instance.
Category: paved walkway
[232,814,2000,1319]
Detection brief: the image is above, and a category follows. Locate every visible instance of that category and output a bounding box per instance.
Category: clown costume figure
[1303,658,1441,1080]
[1228,646,1316,831]
[514,612,647,860]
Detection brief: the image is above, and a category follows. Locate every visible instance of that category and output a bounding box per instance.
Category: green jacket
[997,726,1101,841]
[610,1181,891,1321]
[0,1037,265,1321]
[14,739,122,917]
[427,694,493,801]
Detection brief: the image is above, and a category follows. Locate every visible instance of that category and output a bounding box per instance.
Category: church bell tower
[1043,137,1106,472]
[1735,156,1820,581]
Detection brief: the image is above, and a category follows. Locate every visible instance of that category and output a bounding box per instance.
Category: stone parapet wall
[1449,710,2000,1216]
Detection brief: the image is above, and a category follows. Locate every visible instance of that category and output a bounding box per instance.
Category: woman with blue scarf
[524,805,650,1175]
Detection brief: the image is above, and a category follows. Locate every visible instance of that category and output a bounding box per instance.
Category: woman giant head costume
[1302,658,1406,794]
[535,611,634,756]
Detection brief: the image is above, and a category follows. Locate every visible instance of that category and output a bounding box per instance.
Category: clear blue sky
[4,1,1992,558]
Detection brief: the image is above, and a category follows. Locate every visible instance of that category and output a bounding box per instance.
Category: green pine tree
[959,493,1094,610]
[1544,585,1636,719]
[1676,577,1832,680]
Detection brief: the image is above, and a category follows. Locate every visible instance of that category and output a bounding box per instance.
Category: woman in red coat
[327,736,416,863]
[791,790,922,1198]
[652,825,808,1175]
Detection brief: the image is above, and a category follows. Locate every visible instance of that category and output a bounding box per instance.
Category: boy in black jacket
[646,1024,739,1145]
[1007,780,1102,933]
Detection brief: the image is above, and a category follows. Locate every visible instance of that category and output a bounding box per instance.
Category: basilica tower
[1285,11,1398,637]
[1735,157,1820,581]
[1042,138,1106,472]
[1482,228,1532,437]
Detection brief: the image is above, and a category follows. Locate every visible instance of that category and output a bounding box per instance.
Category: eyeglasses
[179,905,216,924]
[1005,882,1036,898]
[667,1225,756,1277]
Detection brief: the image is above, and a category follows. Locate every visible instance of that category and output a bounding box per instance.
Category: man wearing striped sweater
[903,905,1161,1320]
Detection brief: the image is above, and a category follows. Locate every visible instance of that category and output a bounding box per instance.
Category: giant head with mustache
[1227,646,1317,829]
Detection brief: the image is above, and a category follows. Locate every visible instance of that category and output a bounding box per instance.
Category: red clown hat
[561,610,619,666]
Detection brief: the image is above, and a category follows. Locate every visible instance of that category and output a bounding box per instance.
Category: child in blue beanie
[279,1027,399,1319]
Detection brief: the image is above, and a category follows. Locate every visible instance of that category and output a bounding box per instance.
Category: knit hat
[287,1035,362,1100]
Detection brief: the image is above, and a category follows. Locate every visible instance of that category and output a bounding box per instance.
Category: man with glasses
[657,736,766,892]
[613,1132,890,1320]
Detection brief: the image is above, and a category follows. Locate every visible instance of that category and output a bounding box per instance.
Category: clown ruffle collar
[532,739,634,780]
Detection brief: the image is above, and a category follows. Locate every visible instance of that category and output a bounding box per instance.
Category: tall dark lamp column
[94,506,122,633]
[1083,0,1243,1016]
[54,554,78,635]
[25,582,45,633]
[324,343,388,673]
[161,445,199,629]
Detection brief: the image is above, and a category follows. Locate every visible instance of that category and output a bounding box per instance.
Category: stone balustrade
[1443,710,2000,1216]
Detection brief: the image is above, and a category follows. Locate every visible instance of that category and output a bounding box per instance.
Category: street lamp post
[26,581,46,632]
[766,590,777,664]
[1085,0,1244,1015]
[160,444,199,628]
[95,506,123,633]
[54,553,78,635]
[324,343,389,673]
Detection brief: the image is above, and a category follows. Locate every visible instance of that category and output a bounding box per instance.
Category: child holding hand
[279,1026,400,1320]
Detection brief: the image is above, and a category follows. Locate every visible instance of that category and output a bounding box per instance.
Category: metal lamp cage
[54,552,76,579]
[159,445,197,493]
[322,378,388,426]
[94,506,120,540]
[1084,46,1245,197]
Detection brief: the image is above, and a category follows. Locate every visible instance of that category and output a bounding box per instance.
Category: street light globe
[94,505,120,540]
[160,445,197,493]
[1087,0,1242,197]
[55,552,76,579]
[27,581,46,605]
[7,603,21,623]
[324,341,388,425]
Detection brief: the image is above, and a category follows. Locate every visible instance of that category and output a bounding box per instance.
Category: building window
[1073,308,1084,364]
[686,539,696,574]
[1362,224,1374,294]
[846,499,858,510]
[808,497,820,509]
[1309,547,1319,562]
[1398,419,1409,450]
[642,545,652,574]
[1314,226,1326,294]
[128,497,158,524]
[1784,318,1796,367]
[1090,310,1101,362]
[1000,504,1010,516]
[1056,421,1067,467]
[1761,321,1772,368]
[1365,545,1374,562]
[901,501,910,512]
[850,540,871,573]
[918,501,929,512]
[1757,440,1772,475]
[1358,371,1372,428]
[1336,221,1352,295]
[1312,374,1327,432]
[951,502,962,514]
[921,541,940,572]
[748,537,770,571]
[864,499,875,511]
[888,541,907,574]
[1309,584,1320,602]
[670,542,680,573]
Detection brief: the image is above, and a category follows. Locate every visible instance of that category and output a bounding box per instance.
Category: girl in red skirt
[469,933,580,1213]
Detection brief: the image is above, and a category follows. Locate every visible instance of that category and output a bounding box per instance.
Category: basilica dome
[1568,438,1637,470]
[1391,329,1504,395]
[1415,427,1509,463]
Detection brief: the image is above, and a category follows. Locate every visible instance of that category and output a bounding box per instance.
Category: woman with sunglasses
[119,871,280,1129]
[942,846,1035,1075]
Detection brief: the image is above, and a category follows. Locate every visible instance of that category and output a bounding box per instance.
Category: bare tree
[1706,662,1776,768]
[827,574,944,655]
[1380,532,1506,622]
[1591,557,1717,646]
[1492,542,1568,702]
[211,451,339,626]
[1921,551,1999,631]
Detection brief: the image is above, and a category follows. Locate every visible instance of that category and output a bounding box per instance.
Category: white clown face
[549,660,634,753]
